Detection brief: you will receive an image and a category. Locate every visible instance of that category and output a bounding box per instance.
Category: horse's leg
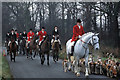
[68,54,71,71]
[76,58,80,77]
[7,46,9,55]
[53,51,56,62]
[41,53,44,65]
[42,54,45,65]
[39,51,41,59]
[26,48,29,58]
[54,51,57,62]
[10,52,12,61]
[57,51,59,61]
[34,49,37,58]
[41,53,43,65]
[47,52,49,66]
[30,50,33,60]
[14,51,16,62]
[23,47,25,55]
[85,55,89,77]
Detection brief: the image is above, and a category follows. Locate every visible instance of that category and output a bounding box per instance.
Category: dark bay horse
[9,38,17,62]
[26,35,38,60]
[40,35,50,65]
[20,38,26,55]
[52,36,60,62]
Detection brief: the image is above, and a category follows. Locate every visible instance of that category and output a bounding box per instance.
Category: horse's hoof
[76,73,80,77]
[68,68,71,71]
[74,71,77,74]
[85,74,89,77]
[64,69,67,72]
[54,60,56,63]
[47,63,49,66]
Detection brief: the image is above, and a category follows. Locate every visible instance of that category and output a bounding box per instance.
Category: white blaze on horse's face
[90,33,99,50]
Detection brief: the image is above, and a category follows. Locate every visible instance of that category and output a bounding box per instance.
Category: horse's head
[90,33,99,50]
[54,35,59,43]
[11,37,15,43]
[44,34,50,42]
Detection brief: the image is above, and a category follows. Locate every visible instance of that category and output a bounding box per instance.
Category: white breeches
[39,40,44,45]
[51,39,61,44]
[8,41,18,46]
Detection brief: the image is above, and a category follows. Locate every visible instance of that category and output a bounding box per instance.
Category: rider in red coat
[26,29,34,48]
[37,27,47,46]
[71,19,85,56]
[71,25,85,42]
[15,30,19,39]
[27,29,34,42]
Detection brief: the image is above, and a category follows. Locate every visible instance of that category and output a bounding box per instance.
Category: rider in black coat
[6,32,10,42]
[22,30,27,39]
[9,29,17,41]
[8,29,18,51]
[51,26,62,50]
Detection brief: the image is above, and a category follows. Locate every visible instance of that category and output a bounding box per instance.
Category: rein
[79,34,99,58]
[80,34,99,46]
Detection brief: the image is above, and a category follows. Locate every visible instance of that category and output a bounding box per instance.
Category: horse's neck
[54,42,59,48]
[31,39,35,44]
[82,33,93,43]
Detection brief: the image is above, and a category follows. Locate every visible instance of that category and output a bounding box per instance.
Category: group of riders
[5,19,85,56]
[5,26,62,52]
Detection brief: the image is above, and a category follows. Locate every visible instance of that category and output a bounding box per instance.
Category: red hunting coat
[38,31,47,41]
[16,33,19,38]
[27,32,34,41]
[71,25,85,42]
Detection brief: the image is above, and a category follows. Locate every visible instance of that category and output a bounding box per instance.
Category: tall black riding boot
[71,40,77,56]
[17,45,19,51]
[59,44,62,50]
[71,46,74,56]
[50,44,52,50]
[39,45,41,52]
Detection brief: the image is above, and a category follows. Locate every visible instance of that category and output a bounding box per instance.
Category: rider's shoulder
[73,25,78,28]
[80,25,83,28]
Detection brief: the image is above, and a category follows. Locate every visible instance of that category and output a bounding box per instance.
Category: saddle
[71,39,79,56]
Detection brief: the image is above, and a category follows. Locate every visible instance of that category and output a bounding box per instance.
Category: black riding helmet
[77,19,82,23]
[42,27,45,29]
[30,28,32,31]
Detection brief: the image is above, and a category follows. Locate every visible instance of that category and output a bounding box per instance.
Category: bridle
[80,34,99,46]
[79,34,99,58]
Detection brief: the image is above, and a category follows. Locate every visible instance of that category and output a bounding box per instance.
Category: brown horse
[9,38,17,62]
[40,35,50,65]
[26,35,38,60]
[52,36,59,62]
[20,38,27,55]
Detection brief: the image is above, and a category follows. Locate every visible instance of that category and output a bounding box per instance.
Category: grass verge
[0,51,13,80]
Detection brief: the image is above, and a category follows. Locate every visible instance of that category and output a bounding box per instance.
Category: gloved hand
[43,36,45,38]
[36,40,38,43]
[30,36,32,39]
[20,40,22,43]
[36,32,38,35]
[79,35,81,38]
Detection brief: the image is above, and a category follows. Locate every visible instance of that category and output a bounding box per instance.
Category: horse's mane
[81,32,94,38]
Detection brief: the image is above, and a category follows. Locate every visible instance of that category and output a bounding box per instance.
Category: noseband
[80,34,99,58]
[80,34,99,46]
[91,35,99,46]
